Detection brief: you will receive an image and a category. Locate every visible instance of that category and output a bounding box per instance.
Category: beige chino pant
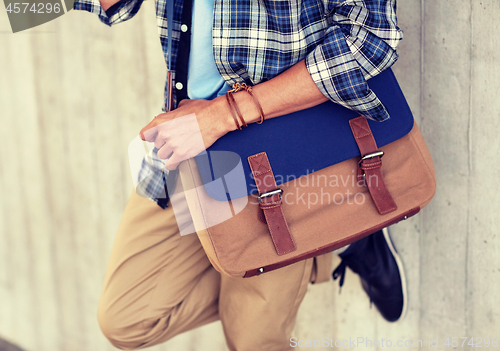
[97,189,332,351]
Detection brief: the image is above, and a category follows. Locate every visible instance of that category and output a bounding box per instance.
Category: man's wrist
[210,87,263,135]
[211,95,240,134]
[230,90,262,125]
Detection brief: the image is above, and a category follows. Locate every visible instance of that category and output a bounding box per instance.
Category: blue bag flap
[194,68,414,201]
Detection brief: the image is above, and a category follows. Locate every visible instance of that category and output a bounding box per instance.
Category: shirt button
[181,24,188,32]
[175,82,184,90]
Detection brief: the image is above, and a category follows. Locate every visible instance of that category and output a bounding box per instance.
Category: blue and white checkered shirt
[74,0,403,208]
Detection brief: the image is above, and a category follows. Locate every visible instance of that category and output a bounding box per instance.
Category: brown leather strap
[349,116,397,215]
[242,86,265,124]
[225,92,242,130]
[227,91,247,128]
[230,82,265,124]
[248,152,296,255]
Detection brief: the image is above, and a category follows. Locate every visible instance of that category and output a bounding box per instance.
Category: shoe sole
[382,227,408,322]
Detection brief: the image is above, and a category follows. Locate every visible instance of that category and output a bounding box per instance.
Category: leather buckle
[258,188,283,203]
[360,150,384,162]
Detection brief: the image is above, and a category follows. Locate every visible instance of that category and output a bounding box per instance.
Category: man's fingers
[157,143,174,160]
[165,157,181,171]
[164,150,188,170]
[140,113,171,141]
[154,137,166,150]
[140,124,159,142]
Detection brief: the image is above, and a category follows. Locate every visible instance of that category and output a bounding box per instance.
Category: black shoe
[332,227,407,322]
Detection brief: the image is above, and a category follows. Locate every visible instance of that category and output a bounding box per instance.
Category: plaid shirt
[74,0,403,207]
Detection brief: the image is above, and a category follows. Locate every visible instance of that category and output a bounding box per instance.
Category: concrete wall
[0,1,499,350]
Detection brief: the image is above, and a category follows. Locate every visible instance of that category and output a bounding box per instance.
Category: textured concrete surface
[1,1,499,350]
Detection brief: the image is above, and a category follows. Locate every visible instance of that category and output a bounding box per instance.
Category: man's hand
[140,60,328,170]
[140,98,235,170]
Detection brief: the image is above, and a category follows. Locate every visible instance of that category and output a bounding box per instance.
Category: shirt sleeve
[305,0,403,121]
[73,0,144,26]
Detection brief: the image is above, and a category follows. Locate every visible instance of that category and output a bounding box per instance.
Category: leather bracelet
[226,90,247,128]
[230,83,265,124]
[225,92,242,130]
[242,85,265,124]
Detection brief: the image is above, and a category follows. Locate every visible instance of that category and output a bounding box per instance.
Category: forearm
[212,60,328,132]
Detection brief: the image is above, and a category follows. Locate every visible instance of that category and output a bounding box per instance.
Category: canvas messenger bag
[177,68,436,278]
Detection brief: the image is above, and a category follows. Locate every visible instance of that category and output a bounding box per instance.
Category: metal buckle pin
[258,188,283,203]
[360,151,384,162]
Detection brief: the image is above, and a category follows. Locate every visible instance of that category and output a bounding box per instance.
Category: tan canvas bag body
[179,121,434,278]
[177,70,436,278]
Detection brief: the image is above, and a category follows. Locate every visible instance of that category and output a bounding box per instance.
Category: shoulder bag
[178,68,436,278]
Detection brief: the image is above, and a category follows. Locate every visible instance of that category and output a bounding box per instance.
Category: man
[74,0,406,349]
